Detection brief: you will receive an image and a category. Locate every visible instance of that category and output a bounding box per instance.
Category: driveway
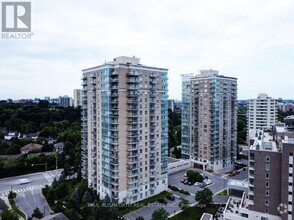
[226,168,248,181]
[15,189,52,218]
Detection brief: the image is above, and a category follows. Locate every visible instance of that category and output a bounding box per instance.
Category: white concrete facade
[248,93,277,130]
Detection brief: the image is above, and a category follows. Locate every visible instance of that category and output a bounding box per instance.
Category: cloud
[0,0,294,100]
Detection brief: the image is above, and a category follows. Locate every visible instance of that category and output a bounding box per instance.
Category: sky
[1,0,294,100]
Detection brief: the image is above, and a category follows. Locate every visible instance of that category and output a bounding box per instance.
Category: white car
[204,179,213,185]
[194,182,201,187]
[18,178,31,185]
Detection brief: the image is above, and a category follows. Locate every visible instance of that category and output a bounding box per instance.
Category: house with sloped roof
[21,143,43,154]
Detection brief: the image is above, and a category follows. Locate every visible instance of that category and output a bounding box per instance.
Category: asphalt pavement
[0,169,63,196]
[124,168,236,220]
[15,189,52,218]
[0,169,62,217]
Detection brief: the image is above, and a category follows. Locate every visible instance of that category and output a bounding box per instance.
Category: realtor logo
[2,2,31,32]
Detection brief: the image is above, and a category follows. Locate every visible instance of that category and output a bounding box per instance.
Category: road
[0,169,63,196]
[0,169,62,217]
[15,189,52,217]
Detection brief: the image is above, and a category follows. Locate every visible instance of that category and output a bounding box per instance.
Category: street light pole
[55,154,58,173]
[31,162,48,171]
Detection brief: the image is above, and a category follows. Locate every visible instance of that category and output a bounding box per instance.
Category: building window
[265,208,269,214]
[265,181,269,188]
[265,190,269,196]
[265,164,270,171]
[265,173,269,179]
[265,200,269,206]
[265,156,270,162]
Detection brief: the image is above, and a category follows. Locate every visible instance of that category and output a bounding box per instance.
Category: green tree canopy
[1,209,19,220]
[152,207,169,220]
[29,207,44,219]
[195,188,213,208]
[187,170,203,184]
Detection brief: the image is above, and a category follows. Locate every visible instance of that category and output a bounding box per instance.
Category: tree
[136,217,144,220]
[30,207,44,219]
[51,178,58,189]
[71,189,79,204]
[77,180,88,202]
[82,190,92,204]
[178,198,189,210]
[55,182,68,199]
[173,146,181,159]
[46,188,56,204]
[1,209,18,220]
[8,191,16,200]
[152,208,169,220]
[38,100,49,108]
[195,188,213,208]
[187,170,203,184]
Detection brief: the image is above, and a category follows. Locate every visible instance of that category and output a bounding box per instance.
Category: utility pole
[55,153,58,177]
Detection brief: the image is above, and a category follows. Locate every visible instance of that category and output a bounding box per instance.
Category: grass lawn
[217,189,228,197]
[118,191,172,216]
[169,204,217,220]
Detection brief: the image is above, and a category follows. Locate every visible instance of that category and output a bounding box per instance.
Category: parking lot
[124,166,248,219]
[168,168,228,196]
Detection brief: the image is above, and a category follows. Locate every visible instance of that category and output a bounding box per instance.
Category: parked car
[181,178,187,183]
[228,172,235,177]
[199,182,206,188]
[183,179,188,185]
[188,182,193,186]
[204,179,213,185]
[194,182,201,187]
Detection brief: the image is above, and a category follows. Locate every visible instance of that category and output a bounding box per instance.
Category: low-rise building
[21,143,43,154]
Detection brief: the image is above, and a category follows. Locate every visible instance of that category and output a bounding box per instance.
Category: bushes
[168,185,190,195]
[157,198,165,203]
[8,193,26,220]
[168,185,179,191]
[179,189,190,195]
